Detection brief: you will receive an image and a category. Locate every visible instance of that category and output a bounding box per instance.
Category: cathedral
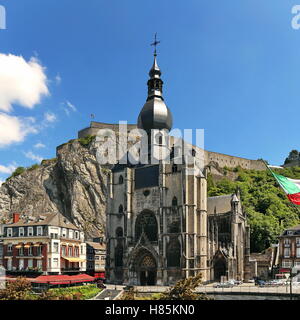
[105,48,251,285]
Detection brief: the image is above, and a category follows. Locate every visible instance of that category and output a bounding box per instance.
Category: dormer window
[7,228,12,237]
[69,230,73,239]
[19,227,24,237]
[28,227,33,237]
[37,227,43,236]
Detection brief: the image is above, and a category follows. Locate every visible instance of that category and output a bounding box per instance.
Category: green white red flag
[269,168,300,205]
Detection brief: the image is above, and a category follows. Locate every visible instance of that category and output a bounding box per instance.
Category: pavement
[93,288,122,300]
[103,282,300,296]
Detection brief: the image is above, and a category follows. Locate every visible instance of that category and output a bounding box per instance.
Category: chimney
[13,213,20,223]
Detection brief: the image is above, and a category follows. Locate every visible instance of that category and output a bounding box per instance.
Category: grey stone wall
[78,121,266,171]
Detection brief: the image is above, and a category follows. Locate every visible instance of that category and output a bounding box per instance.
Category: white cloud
[34,142,46,149]
[0,163,16,174]
[0,54,49,112]
[62,100,77,116]
[66,101,76,112]
[55,74,62,85]
[24,151,43,163]
[0,113,38,148]
[0,179,4,186]
[44,112,57,123]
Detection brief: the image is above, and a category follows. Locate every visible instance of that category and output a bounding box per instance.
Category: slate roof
[7,213,79,230]
[207,194,234,215]
[86,241,106,250]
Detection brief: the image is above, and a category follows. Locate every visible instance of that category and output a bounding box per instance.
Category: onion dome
[138,52,173,133]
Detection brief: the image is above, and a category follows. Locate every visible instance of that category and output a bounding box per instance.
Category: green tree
[158,272,209,300]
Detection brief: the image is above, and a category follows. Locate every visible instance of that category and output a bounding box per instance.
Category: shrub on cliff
[78,135,96,147]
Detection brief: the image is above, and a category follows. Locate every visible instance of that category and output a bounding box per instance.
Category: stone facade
[105,154,208,285]
[105,160,251,285]
[207,192,251,282]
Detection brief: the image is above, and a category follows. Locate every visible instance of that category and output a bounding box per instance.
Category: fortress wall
[78,122,137,139]
[204,151,265,171]
[77,122,266,171]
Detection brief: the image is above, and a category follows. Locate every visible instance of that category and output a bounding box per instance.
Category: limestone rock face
[0,140,108,237]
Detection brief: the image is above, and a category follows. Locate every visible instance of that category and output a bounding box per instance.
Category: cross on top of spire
[151,33,160,56]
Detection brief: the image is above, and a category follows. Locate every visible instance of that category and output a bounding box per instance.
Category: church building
[105,46,251,285]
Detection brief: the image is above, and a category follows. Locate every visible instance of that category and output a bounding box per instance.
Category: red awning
[69,274,94,283]
[31,274,94,285]
[279,268,290,273]
[94,272,105,279]
[32,275,72,285]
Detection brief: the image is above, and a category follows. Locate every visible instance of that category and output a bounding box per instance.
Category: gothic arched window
[167,239,181,267]
[119,175,124,184]
[172,196,178,207]
[172,164,178,173]
[156,133,163,145]
[115,244,123,267]
[170,147,175,159]
[135,211,158,242]
[118,205,123,214]
[116,227,123,238]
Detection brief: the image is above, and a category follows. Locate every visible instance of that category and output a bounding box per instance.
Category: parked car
[213,282,234,288]
[256,280,266,287]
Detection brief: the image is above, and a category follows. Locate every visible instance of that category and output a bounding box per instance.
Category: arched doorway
[138,254,157,286]
[214,257,227,281]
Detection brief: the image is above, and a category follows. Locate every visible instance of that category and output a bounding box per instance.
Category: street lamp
[290,264,298,300]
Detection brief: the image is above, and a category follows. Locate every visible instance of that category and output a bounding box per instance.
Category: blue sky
[0,0,299,182]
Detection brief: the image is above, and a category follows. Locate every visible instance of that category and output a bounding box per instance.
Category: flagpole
[262,160,275,176]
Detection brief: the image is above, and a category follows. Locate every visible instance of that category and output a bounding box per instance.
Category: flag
[269,169,300,205]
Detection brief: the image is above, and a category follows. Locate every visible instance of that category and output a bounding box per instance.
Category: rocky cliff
[0,138,108,237]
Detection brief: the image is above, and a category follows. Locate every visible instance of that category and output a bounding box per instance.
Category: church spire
[137,34,173,132]
[147,33,164,101]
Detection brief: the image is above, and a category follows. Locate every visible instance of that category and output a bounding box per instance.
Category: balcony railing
[7,268,43,275]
